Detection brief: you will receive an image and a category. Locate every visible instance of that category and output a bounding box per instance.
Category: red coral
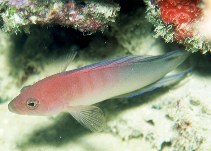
[157,0,202,40]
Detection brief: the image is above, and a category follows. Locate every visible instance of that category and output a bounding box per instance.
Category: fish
[8,50,190,131]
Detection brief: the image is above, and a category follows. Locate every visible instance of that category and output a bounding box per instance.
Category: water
[0,0,211,151]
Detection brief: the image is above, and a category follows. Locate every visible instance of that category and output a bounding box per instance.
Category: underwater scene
[0,0,211,151]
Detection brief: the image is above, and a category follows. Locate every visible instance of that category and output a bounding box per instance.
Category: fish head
[8,84,54,116]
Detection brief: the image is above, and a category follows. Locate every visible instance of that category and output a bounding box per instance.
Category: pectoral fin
[67,105,106,132]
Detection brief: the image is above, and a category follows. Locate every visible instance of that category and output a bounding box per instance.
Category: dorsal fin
[60,51,77,73]
[63,55,151,75]
[63,50,188,75]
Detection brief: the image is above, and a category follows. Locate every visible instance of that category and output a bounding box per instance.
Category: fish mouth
[8,102,15,113]
[8,101,20,113]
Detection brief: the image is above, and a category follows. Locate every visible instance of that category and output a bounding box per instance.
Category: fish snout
[8,102,14,112]
[8,100,21,113]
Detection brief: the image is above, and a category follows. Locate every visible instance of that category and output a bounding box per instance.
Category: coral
[7,0,30,7]
[144,0,211,53]
[0,0,120,34]
[167,98,205,151]
[158,0,201,40]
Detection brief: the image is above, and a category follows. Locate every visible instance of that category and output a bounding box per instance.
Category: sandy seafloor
[0,9,211,151]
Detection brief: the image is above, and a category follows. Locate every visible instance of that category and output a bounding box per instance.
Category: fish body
[8,50,189,131]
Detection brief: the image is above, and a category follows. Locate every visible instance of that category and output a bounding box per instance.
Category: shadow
[101,85,174,120]
[7,25,94,85]
[7,24,122,86]
[19,113,89,149]
[192,52,211,76]
[114,0,145,13]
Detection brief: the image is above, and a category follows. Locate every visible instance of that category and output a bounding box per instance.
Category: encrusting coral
[144,0,211,54]
[0,0,120,34]
[158,0,201,40]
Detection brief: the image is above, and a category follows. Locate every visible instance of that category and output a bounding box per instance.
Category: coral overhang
[0,0,120,34]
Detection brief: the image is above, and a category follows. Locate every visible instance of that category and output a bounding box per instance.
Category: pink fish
[8,50,189,131]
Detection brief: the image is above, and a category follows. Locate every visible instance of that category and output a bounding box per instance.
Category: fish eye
[26,98,39,110]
